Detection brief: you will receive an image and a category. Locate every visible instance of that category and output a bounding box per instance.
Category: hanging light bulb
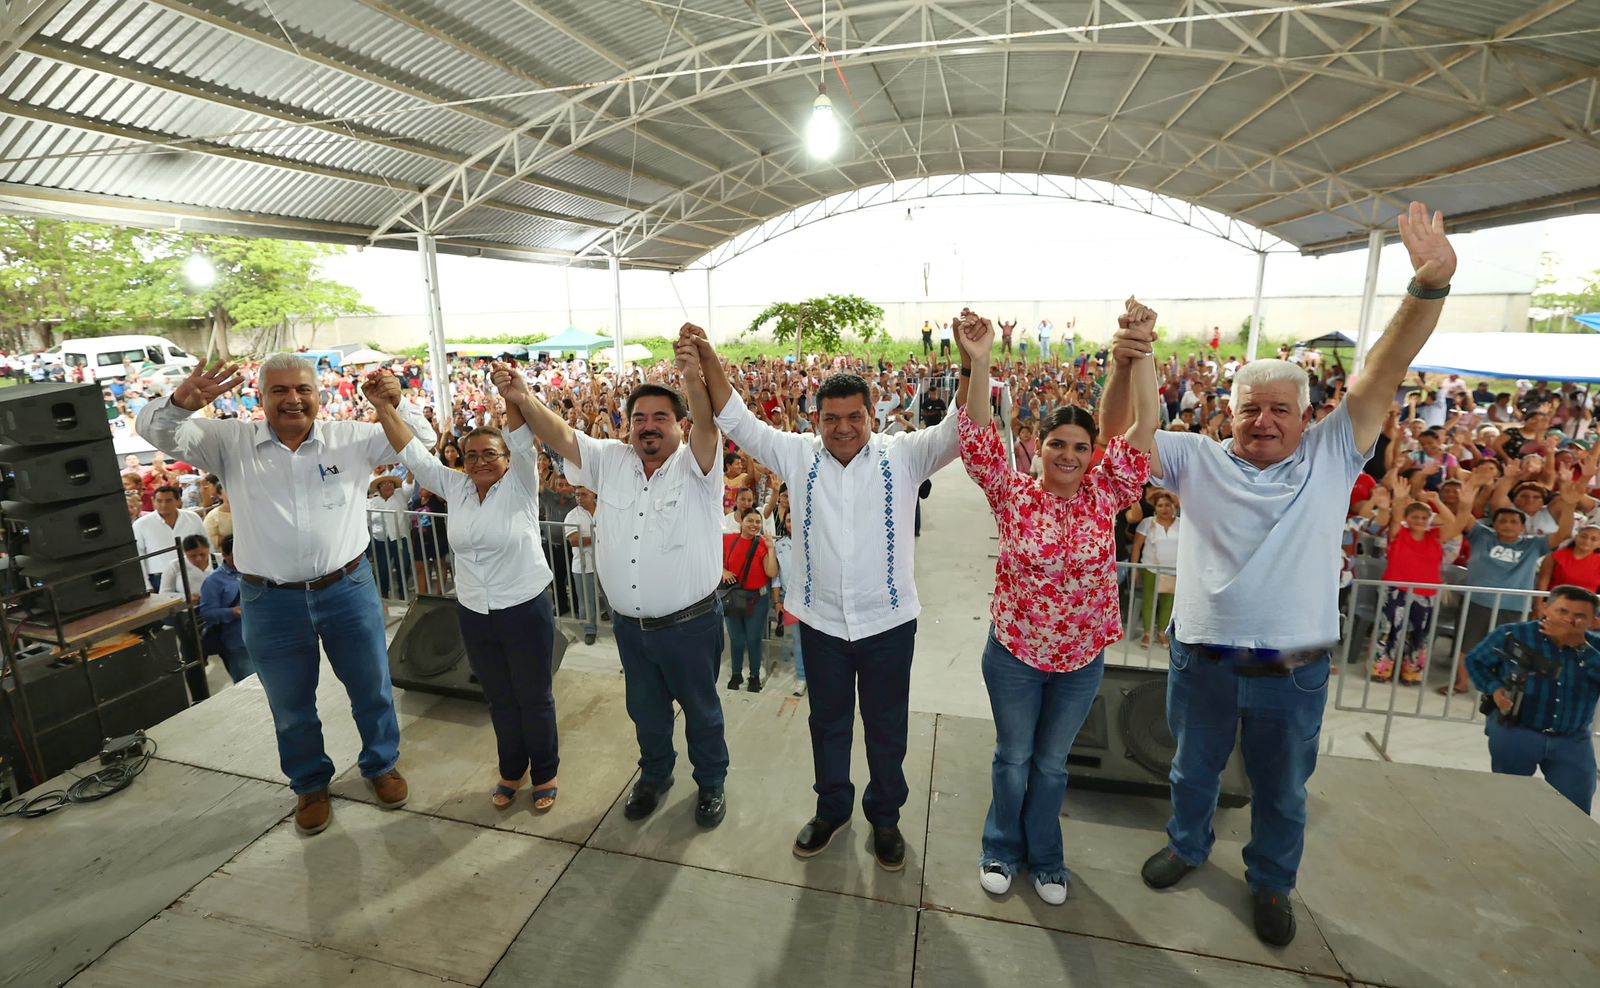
[183,253,215,289]
[805,88,839,159]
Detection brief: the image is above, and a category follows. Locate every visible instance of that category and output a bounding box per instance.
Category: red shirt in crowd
[1381,528,1445,597]
[721,534,771,591]
[1547,548,1600,593]
[958,407,1150,674]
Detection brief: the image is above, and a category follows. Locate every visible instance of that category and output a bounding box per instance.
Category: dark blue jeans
[612,604,729,789]
[1486,717,1597,814]
[981,633,1103,882]
[1164,637,1329,893]
[725,594,770,679]
[456,591,559,786]
[239,557,399,794]
[366,538,409,599]
[800,618,917,827]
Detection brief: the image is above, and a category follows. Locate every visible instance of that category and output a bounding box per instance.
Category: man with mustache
[136,354,435,836]
[682,319,984,872]
[491,354,732,830]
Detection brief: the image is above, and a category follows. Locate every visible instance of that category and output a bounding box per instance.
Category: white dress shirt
[563,505,595,574]
[563,430,722,619]
[136,395,437,584]
[158,554,215,601]
[366,491,409,541]
[396,428,552,614]
[715,394,960,641]
[132,508,207,577]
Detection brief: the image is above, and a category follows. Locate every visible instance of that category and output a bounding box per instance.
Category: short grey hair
[1231,359,1310,413]
[260,353,317,379]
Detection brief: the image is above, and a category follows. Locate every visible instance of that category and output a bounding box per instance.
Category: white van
[47,335,199,382]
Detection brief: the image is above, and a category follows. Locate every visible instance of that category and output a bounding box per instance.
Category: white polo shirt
[132,508,206,577]
[1153,403,1371,649]
[715,394,960,641]
[136,395,437,584]
[563,431,723,619]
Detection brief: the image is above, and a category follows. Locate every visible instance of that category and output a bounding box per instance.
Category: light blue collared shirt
[1153,404,1373,649]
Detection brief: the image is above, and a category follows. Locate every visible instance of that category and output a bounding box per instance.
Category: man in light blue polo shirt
[1113,202,1460,947]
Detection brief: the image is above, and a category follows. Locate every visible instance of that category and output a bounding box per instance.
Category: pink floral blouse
[958,407,1151,673]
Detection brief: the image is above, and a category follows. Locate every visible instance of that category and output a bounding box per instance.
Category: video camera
[1479,636,1560,726]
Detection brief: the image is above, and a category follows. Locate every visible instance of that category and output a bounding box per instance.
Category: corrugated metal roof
[1,0,1597,270]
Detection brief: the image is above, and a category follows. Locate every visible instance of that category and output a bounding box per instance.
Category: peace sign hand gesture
[171,361,245,412]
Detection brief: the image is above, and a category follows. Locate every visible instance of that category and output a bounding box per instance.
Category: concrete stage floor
[2,665,1597,988]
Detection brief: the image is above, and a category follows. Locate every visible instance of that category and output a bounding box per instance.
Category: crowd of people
[96,201,1597,954]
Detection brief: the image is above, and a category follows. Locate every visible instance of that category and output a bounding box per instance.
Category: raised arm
[1118,299,1161,453]
[1344,202,1459,452]
[134,361,246,468]
[686,329,810,476]
[494,361,527,433]
[672,331,722,476]
[955,309,994,429]
[1547,482,1581,549]
[363,372,418,453]
[490,362,581,467]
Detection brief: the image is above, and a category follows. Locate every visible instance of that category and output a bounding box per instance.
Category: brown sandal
[531,784,558,812]
[491,780,521,809]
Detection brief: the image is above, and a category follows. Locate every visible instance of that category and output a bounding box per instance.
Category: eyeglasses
[463,451,505,464]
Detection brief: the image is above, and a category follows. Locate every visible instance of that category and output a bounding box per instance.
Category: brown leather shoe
[295,790,332,835]
[370,770,408,809]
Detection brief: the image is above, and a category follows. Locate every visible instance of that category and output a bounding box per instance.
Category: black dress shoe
[726,674,743,690]
[747,676,762,693]
[1140,848,1196,889]
[623,780,672,821]
[583,632,596,645]
[1253,888,1296,946]
[872,824,906,872]
[793,816,850,858]
[695,787,726,828]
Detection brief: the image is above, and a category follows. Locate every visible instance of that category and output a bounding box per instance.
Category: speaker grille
[396,605,466,677]
[1118,680,1176,780]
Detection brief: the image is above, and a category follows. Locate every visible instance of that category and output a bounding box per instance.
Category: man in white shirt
[1132,201,1458,948]
[563,488,599,645]
[684,323,964,873]
[938,318,954,358]
[136,355,435,837]
[365,476,411,600]
[131,484,206,591]
[1037,318,1054,362]
[501,355,731,830]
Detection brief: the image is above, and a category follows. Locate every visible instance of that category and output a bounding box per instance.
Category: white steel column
[609,245,624,386]
[1246,251,1267,361]
[1353,228,1385,376]
[705,266,715,340]
[418,234,451,413]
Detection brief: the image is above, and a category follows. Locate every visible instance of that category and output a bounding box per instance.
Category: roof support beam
[0,0,71,64]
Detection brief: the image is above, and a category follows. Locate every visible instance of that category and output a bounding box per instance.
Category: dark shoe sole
[793,819,850,859]
[623,783,672,821]
[873,848,906,872]
[695,806,726,829]
[1141,851,1196,890]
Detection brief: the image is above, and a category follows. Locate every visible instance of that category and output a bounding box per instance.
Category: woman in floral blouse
[956,299,1161,905]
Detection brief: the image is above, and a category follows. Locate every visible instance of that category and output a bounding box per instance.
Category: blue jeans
[1165,637,1329,893]
[573,572,599,637]
[1485,717,1597,814]
[239,557,400,794]
[725,594,770,679]
[981,633,1104,882]
[612,604,729,789]
[218,643,256,683]
[801,619,916,826]
[367,538,409,599]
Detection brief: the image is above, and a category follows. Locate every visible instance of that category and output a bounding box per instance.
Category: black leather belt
[1197,644,1326,678]
[240,556,363,592]
[617,592,719,632]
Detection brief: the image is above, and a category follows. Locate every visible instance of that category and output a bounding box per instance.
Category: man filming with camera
[1465,585,1600,814]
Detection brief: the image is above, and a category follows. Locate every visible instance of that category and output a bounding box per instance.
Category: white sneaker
[1033,876,1068,905]
[979,863,1011,895]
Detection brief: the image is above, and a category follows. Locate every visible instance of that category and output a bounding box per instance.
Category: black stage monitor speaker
[0,629,188,788]
[388,594,570,701]
[1068,664,1252,808]
[0,382,111,446]
[4,492,136,559]
[0,438,122,503]
[14,546,148,618]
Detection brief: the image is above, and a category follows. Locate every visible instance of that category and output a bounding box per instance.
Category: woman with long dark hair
[956,301,1160,905]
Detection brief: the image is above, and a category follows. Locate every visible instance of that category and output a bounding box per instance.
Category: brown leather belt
[240,556,363,592]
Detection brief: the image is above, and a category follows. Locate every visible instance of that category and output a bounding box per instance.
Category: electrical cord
[0,735,157,819]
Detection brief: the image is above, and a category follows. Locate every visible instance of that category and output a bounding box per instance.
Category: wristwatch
[1406,277,1450,300]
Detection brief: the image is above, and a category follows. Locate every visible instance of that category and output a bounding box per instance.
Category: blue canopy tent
[1574,313,1600,331]
[1397,332,1600,384]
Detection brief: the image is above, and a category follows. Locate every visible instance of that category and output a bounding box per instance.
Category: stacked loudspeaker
[0,383,145,617]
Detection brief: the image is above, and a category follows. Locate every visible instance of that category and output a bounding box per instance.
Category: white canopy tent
[588,343,654,365]
[1386,333,1600,384]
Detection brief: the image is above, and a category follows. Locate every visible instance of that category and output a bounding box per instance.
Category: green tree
[1531,250,1600,333]
[0,217,148,349]
[745,294,885,361]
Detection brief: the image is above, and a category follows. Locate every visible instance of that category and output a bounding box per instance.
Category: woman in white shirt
[1131,490,1181,647]
[368,374,560,812]
[160,533,217,701]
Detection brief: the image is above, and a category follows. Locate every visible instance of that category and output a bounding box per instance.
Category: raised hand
[361,369,402,408]
[953,308,994,362]
[171,360,245,412]
[674,336,703,374]
[1111,297,1157,364]
[1397,201,1457,290]
[678,322,709,343]
[489,361,527,400]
